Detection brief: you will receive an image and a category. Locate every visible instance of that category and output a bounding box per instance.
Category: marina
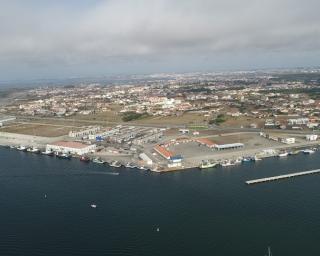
[246,169,320,185]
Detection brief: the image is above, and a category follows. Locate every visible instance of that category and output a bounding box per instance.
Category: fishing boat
[41,149,54,156]
[27,147,40,153]
[17,145,27,151]
[278,151,288,157]
[56,152,71,159]
[242,156,253,162]
[80,155,90,162]
[303,149,315,154]
[199,160,218,169]
[221,160,234,167]
[137,166,148,170]
[92,157,105,164]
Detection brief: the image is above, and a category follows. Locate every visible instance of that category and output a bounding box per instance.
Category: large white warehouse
[46,141,96,155]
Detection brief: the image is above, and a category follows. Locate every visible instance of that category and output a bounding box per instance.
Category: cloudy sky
[1,0,320,81]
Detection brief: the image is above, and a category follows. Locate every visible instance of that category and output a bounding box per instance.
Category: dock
[246,169,320,185]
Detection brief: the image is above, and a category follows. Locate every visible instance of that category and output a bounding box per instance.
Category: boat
[56,152,71,159]
[17,145,27,151]
[303,149,315,154]
[90,204,97,208]
[27,147,40,153]
[199,160,218,169]
[92,157,105,164]
[109,161,122,168]
[80,155,90,162]
[221,160,234,167]
[242,156,253,162]
[41,150,54,156]
[9,145,16,149]
[278,151,288,157]
[137,166,148,170]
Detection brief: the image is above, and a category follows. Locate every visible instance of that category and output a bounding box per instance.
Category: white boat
[278,151,288,157]
[27,147,40,153]
[90,204,97,208]
[42,149,53,155]
[221,160,234,167]
[303,149,315,154]
[92,157,105,164]
[17,145,27,151]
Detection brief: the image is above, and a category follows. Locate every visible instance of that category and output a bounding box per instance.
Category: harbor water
[1,147,320,255]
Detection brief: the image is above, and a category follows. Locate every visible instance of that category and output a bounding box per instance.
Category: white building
[46,141,96,155]
[139,153,153,165]
[306,134,318,141]
[281,137,295,144]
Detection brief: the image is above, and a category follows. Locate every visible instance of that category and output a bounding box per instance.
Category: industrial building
[46,141,96,155]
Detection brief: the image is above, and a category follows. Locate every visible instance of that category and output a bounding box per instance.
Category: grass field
[1,122,78,137]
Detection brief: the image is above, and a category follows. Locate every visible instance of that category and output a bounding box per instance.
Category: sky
[0,0,320,81]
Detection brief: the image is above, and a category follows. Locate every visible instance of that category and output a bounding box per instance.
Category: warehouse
[139,153,153,165]
[46,141,96,155]
[215,143,244,150]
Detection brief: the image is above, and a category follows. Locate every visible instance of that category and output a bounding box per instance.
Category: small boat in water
[242,156,253,162]
[221,160,234,167]
[17,145,27,151]
[42,150,54,156]
[56,152,71,159]
[92,157,105,164]
[199,160,218,169]
[90,204,97,208]
[27,147,40,153]
[80,155,90,162]
[278,151,289,157]
[303,149,315,154]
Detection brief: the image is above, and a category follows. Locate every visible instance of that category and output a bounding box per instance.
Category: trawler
[199,160,218,169]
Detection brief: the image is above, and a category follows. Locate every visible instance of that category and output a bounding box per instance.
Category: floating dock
[246,169,320,185]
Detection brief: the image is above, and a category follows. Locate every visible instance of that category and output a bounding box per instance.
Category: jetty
[246,169,320,185]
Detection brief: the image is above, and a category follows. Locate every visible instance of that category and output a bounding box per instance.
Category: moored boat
[92,157,105,164]
[17,145,27,151]
[303,149,315,154]
[80,155,90,162]
[199,160,218,169]
[278,151,288,157]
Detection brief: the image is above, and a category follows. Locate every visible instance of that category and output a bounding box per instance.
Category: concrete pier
[246,169,320,185]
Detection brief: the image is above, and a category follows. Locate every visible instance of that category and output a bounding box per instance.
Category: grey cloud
[0,0,320,79]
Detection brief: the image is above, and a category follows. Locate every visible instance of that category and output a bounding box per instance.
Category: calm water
[1,147,320,256]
